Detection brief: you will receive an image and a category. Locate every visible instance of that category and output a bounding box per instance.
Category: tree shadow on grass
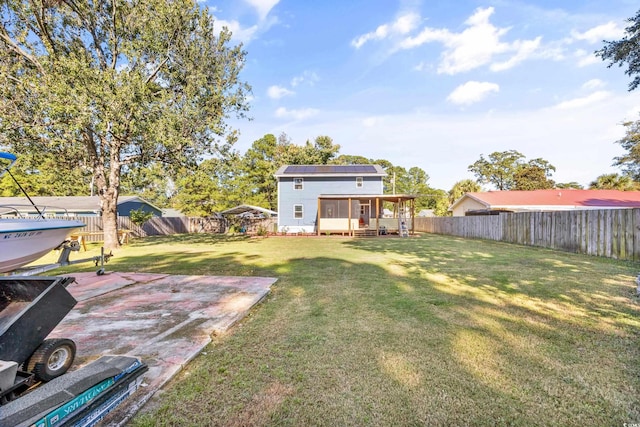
[131,233,252,247]
[133,239,639,426]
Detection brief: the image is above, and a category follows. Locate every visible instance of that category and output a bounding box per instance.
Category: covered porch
[317,194,416,237]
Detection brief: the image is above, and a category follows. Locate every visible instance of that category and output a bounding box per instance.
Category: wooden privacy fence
[414,208,640,261]
[75,216,275,241]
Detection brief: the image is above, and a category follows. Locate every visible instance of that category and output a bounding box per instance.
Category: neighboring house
[161,208,185,217]
[417,209,435,217]
[449,189,640,217]
[274,164,415,235]
[0,195,162,217]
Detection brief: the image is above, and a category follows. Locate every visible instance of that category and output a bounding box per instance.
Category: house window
[294,204,303,219]
[356,177,363,188]
[294,178,303,190]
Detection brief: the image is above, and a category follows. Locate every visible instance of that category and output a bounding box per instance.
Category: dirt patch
[229,382,294,427]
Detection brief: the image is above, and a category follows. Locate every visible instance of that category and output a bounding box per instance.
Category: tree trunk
[101,191,121,251]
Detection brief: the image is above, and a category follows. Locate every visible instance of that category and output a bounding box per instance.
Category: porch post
[317,198,321,236]
[348,197,352,236]
[411,199,415,235]
[376,197,380,236]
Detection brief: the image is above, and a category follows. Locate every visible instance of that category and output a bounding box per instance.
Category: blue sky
[204,0,640,190]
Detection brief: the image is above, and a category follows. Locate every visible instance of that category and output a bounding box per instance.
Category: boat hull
[0,219,85,273]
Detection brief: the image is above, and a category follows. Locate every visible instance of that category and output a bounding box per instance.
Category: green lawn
[59,233,640,426]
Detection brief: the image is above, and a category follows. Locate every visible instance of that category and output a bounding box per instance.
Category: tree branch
[30,0,57,56]
[0,28,45,75]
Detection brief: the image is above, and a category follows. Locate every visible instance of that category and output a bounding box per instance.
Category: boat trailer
[0,276,147,426]
[7,239,113,277]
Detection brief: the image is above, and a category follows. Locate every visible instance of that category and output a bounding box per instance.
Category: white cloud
[351,12,420,49]
[245,0,279,21]
[571,21,625,44]
[275,107,319,120]
[491,37,542,71]
[362,117,377,127]
[291,71,319,87]
[582,79,605,90]
[553,90,611,110]
[235,91,640,191]
[210,1,280,44]
[267,85,294,99]
[212,18,259,43]
[574,49,600,67]
[397,7,541,75]
[447,81,500,105]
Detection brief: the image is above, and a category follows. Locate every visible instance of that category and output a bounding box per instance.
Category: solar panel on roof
[283,164,379,174]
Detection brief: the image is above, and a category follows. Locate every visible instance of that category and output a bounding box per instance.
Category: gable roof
[275,164,386,177]
[450,189,640,212]
[220,204,278,217]
[0,195,161,214]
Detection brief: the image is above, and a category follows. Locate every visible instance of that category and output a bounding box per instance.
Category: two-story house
[274,165,415,236]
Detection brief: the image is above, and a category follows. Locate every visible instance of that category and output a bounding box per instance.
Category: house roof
[274,164,386,177]
[0,195,161,213]
[220,204,278,217]
[450,189,640,211]
[318,194,416,201]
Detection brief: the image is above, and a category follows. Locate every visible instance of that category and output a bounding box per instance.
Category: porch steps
[353,229,378,238]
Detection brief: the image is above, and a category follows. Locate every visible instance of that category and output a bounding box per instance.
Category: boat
[0,152,86,273]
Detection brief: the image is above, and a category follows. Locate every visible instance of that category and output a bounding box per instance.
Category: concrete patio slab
[48,271,277,426]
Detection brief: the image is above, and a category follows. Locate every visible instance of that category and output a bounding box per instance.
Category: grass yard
[57,233,639,426]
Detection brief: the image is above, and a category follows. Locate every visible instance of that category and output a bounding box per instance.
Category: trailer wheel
[26,338,76,382]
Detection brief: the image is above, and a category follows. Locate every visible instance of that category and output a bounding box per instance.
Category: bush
[129,208,154,226]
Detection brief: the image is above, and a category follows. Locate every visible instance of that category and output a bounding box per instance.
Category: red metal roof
[462,189,640,209]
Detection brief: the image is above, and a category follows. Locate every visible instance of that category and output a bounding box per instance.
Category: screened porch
[316,194,415,236]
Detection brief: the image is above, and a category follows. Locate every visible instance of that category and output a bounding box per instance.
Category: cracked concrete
[48,271,276,425]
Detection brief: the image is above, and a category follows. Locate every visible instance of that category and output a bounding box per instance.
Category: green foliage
[235,133,341,211]
[596,8,640,91]
[597,10,640,183]
[173,156,243,217]
[420,187,450,216]
[555,182,583,189]
[468,150,556,190]
[0,152,92,196]
[468,150,526,190]
[612,119,640,180]
[513,165,555,190]
[0,0,250,249]
[330,154,372,165]
[448,179,481,204]
[256,224,269,237]
[589,173,639,190]
[129,208,154,226]
[120,163,175,208]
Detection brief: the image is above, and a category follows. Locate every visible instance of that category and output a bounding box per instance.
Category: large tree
[0,0,250,249]
[0,151,91,196]
[589,173,639,190]
[468,151,556,190]
[468,150,526,190]
[597,9,640,182]
[237,133,341,211]
[448,179,481,204]
[596,9,640,91]
[513,165,555,190]
[611,119,640,180]
[242,134,280,211]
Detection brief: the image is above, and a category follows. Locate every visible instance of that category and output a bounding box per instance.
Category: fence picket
[414,208,640,261]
